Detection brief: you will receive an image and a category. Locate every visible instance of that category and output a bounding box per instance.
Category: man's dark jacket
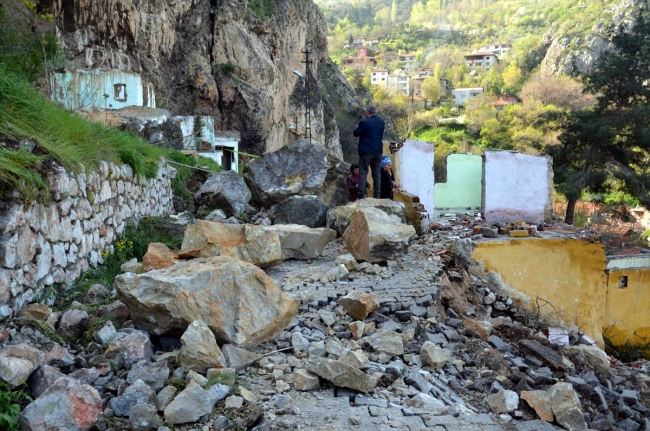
[353,115,385,155]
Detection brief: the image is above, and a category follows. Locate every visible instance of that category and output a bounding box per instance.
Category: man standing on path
[353,105,385,199]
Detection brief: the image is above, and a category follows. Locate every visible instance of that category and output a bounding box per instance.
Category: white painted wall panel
[398,139,435,216]
[483,151,552,223]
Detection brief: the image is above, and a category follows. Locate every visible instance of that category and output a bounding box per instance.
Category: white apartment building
[473,43,511,55]
[388,73,410,95]
[464,52,499,71]
[370,69,389,86]
[452,87,484,106]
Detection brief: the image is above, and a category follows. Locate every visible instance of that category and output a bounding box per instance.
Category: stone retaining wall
[0,160,176,317]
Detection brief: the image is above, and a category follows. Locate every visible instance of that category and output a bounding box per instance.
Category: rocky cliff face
[52,0,362,159]
[540,0,641,76]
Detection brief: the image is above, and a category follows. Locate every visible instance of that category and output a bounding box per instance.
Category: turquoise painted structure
[434,153,483,210]
[50,69,155,111]
[178,116,239,171]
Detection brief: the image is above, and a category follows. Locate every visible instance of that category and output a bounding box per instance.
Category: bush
[0,382,29,431]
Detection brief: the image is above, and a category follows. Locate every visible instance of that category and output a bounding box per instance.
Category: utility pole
[301,47,313,144]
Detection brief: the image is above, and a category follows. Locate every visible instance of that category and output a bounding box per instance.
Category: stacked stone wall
[0,160,176,317]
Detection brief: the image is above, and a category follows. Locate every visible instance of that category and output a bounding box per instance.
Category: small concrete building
[387,73,410,95]
[50,69,156,111]
[178,116,239,171]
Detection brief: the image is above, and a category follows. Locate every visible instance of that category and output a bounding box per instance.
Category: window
[618,276,628,288]
[114,84,126,102]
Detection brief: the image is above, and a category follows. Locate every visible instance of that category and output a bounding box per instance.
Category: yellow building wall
[604,268,650,346]
[472,238,607,347]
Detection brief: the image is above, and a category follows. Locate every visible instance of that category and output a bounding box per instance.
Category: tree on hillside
[548,4,650,224]
[421,77,440,104]
[502,61,522,93]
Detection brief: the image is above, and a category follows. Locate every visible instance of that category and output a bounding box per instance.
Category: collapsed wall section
[0,161,176,317]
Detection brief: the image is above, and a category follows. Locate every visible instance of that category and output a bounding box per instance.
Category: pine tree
[391,0,398,22]
[549,3,650,223]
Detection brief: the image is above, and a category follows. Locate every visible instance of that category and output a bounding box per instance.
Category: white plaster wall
[483,151,552,223]
[398,139,435,216]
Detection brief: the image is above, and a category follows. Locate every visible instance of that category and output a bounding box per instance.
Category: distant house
[397,54,416,73]
[364,37,380,47]
[178,116,239,171]
[451,87,484,106]
[473,43,511,55]
[410,76,452,100]
[340,47,376,71]
[388,72,410,95]
[464,52,499,71]
[50,69,156,111]
[352,36,365,45]
[489,94,520,111]
[370,69,389,86]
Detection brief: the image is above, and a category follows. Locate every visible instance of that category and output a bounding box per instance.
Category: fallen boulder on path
[327,198,406,236]
[269,195,329,228]
[244,139,329,207]
[180,220,283,268]
[263,224,336,260]
[194,170,251,216]
[344,207,415,263]
[115,256,298,348]
[305,356,378,393]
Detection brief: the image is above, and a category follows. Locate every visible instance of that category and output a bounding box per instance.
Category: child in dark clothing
[347,163,361,202]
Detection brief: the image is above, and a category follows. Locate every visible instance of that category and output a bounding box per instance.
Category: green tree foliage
[502,61,523,93]
[548,4,650,223]
[421,77,441,102]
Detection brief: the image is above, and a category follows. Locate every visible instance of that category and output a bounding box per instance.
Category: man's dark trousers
[358,154,382,198]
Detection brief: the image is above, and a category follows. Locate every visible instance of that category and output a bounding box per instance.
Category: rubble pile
[2,155,649,431]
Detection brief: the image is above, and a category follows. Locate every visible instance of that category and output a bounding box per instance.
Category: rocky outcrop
[52,0,363,158]
[114,256,298,348]
[540,0,640,76]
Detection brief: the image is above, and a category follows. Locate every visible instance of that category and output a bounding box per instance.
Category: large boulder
[115,256,298,348]
[343,207,415,263]
[164,381,230,425]
[268,195,328,228]
[549,382,586,431]
[317,157,351,208]
[20,376,103,431]
[180,220,283,268]
[327,199,406,236]
[262,225,336,260]
[305,357,378,393]
[244,139,329,207]
[194,171,251,216]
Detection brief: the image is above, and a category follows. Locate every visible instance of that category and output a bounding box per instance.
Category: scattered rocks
[521,390,554,422]
[487,390,520,413]
[365,329,405,357]
[293,369,320,391]
[110,379,156,417]
[420,342,452,369]
[164,381,230,424]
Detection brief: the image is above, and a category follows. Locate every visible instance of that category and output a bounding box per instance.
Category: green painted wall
[434,154,482,209]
